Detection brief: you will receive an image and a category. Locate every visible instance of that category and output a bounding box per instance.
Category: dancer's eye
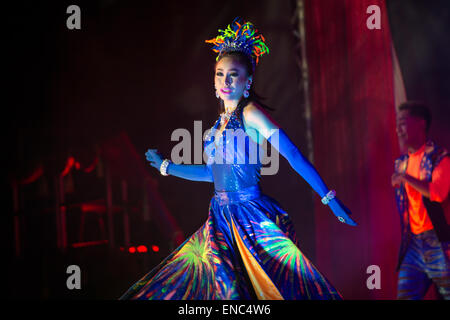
[216,72,223,76]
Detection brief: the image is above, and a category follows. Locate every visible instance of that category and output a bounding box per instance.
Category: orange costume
[404,143,450,235]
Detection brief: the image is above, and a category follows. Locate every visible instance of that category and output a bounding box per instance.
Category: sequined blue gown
[120,108,342,300]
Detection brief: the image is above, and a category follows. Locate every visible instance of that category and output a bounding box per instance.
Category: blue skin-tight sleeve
[268,129,329,198]
[268,129,357,226]
[167,164,213,182]
[145,149,213,183]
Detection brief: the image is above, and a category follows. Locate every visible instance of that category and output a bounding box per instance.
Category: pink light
[137,245,148,253]
[18,166,44,185]
[71,240,108,248]
[84,157,99,173]
[61,157,76,177]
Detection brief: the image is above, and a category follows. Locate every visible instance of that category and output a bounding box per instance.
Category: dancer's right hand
[145,149,164,170]
[328,198,358,226]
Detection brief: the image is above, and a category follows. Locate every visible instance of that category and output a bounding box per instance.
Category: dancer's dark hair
[398,101,432,133]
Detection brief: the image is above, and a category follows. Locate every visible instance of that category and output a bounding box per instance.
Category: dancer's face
[214,56,252,103]
[396,110,426,148]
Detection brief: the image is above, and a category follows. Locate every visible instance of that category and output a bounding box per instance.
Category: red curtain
[304,0,400,299]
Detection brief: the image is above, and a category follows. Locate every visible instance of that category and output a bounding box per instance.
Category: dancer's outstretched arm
[243,103,357,226]
[145,149,213,182]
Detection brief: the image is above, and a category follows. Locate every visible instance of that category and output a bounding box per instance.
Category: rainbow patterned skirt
[120,186,342,300]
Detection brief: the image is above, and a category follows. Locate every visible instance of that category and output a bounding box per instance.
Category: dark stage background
[5,0,450,300]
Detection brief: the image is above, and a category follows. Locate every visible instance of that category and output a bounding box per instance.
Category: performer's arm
[243,103,329,197]
[392,156,450,202]
[242,103,356,226]
[167,164,213,182]
[145,149,213,182]
[399,174,430,198]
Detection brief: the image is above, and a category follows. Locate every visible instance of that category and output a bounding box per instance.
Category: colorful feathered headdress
[205,17,269,70]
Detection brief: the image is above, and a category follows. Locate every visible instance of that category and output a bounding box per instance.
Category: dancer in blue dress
[120,18,357,300]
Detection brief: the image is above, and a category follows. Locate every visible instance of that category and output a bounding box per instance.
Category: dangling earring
[215,85,220,99]
[243,82,251,98]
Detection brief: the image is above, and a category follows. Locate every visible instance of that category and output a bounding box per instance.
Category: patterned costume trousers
[397,229,450,299]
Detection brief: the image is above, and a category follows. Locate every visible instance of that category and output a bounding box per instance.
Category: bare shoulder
[242,102,275,127]
[242,101,279,138]
[242,101,268,119]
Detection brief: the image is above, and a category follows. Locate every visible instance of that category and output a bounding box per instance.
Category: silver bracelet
[160,159,171,176]
[321,190,336,205]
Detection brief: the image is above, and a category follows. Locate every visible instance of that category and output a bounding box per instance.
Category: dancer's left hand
[391,172,405,187]
[328,198,357,226]
[145,149,164,170]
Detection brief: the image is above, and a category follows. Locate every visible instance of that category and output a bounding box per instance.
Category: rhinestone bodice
[204,108,262,192]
